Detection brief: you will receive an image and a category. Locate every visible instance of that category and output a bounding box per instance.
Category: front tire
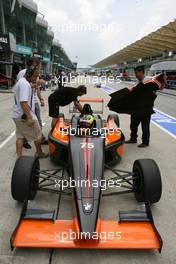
[11,156,40,202]
[133,159,162,203]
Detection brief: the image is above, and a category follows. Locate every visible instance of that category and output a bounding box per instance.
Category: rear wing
[69,98,104,115]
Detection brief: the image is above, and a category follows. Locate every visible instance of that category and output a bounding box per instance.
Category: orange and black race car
[10,98,163,263]
[48,98,125,166]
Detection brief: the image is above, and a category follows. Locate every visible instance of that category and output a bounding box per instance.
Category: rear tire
[11,156,40,202]
[133,159,162,203]
[107,114,120,127]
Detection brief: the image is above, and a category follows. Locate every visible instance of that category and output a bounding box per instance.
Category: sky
[35,0,176,67]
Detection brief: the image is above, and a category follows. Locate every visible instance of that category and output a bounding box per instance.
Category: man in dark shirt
[48,85,87,127]
[125,66,165,147]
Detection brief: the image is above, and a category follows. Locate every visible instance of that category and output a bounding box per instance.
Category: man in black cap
[48,85,87,127]
[125,65,165,147]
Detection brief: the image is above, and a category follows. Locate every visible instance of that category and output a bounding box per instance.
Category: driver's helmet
[82,104,93,115]
[79,114,94,128]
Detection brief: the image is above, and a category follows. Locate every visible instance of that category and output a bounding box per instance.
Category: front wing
[11,208,162,251]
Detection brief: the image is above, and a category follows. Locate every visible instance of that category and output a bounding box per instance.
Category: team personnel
[17,57,47,148]
[32,79,48,145]
[17,57,40,81]
[126,66,166,147]
[12,68,48,158]
[57,69,63,89]
[48,85,87,127]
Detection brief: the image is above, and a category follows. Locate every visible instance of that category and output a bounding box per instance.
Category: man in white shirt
[13,68,48,158]
[16,57,39,81]
[17,57,47,148]
[16,69,27,81]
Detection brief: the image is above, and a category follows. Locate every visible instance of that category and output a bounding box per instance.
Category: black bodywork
[47,114,125,235]
[70,135,104,236]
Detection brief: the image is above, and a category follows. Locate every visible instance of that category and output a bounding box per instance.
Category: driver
[79,104,94,128]
[79,114,95,128]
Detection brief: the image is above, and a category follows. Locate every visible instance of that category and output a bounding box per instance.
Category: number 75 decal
[80,143,94,149]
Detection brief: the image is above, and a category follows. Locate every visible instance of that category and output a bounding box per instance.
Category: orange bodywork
[105,117,122,145]
[79,98,104,103]
[48,142,56,154]
[50,113,123,146]
[52,117,69,143]
[117,145,124,157]
[12,218,161,250]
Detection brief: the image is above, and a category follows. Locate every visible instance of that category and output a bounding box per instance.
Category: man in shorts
[48,85,87,127]
[12,68,48,158]
[17,57,47,149]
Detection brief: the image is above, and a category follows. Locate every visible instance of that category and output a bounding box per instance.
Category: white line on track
[0,131,15,149]
[151,108,176,139]
[154,108,176,120]
[0,117,47,149]
[151,121,176,140]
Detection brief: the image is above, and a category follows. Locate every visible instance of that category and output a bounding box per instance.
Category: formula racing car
[10,98,163,261]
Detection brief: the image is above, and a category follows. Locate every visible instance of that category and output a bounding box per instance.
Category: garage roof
[36,16,48,28]
[150,61,176,71]
[18,0,38,13]
[52,39,61,48]
[93,20,176,68]
[46,29,54,38]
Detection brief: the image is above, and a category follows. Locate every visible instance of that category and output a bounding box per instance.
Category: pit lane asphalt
[0,81,176,264]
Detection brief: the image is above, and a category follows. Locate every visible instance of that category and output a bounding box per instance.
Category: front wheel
[11,156,40,202]
[133,159,162,204]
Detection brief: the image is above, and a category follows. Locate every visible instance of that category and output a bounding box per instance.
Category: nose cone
[70,133,104,238]
[76,199,99,238]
